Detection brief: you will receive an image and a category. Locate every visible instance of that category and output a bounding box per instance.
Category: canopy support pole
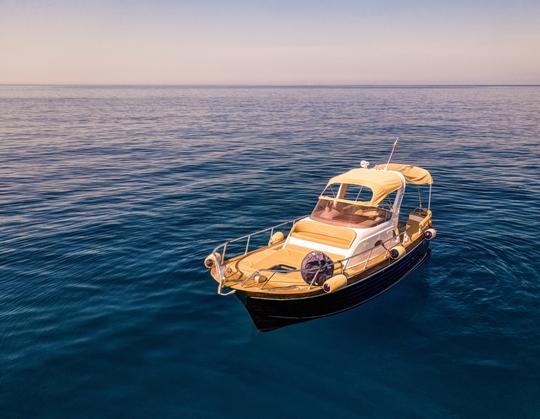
[384,137,399,170]
[428,184,432,211]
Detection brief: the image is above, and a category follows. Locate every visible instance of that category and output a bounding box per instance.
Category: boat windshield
[311,198,392,228]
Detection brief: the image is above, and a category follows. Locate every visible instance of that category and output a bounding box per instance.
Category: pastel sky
[1,0,539,84]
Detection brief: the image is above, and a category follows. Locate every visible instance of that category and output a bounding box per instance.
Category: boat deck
[210,211,431,297]
[212,241,395,296]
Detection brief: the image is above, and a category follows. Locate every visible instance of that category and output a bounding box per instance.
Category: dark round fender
[300,251,334,286]
[424,228,437,240]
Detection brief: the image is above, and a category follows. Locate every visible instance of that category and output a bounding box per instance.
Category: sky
[1,0,539,84]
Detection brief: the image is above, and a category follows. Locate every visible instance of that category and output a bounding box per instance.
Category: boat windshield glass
[312,183,394,227]
[320,183,340,198]
[311,198,392,228]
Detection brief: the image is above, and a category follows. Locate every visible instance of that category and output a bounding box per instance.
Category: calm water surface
[1,86,539,418]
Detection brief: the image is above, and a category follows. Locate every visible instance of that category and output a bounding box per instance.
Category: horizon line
[1,83,540,88]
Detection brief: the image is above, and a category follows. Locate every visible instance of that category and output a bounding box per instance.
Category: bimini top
[374,163,433,185]
[327,167,404,205]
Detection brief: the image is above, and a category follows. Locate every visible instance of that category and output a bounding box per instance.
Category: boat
[204,153,436,331]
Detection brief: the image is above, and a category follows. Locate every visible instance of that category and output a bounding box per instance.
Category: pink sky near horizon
[1,0,539,85]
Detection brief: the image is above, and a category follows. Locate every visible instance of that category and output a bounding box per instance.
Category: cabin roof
[374,163,433,185]
[327,163,432,205]
[327,167,404,205]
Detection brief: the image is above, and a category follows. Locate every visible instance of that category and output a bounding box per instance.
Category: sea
[1,85,539,418]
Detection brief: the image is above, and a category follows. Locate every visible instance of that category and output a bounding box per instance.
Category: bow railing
[212,215,307,295]
[211,218,399,295]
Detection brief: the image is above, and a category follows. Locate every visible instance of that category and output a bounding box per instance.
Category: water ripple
[1,85,539,418]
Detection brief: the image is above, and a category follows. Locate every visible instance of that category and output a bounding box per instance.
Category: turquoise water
[1,85,539,418]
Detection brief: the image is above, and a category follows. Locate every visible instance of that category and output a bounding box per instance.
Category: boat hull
[236,239,431,331]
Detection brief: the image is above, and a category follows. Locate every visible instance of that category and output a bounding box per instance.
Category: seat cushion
[290,220,356,249]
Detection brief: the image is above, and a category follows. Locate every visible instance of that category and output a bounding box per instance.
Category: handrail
[229,234,397,293]
[252,234,395,276]
[213,219,399,295]
[225,217,306,246]
[213,215,308,295]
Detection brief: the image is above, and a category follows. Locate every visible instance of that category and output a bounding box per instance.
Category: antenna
[384,137,399,170]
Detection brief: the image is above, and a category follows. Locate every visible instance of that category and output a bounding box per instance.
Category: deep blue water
[1,85,540,418]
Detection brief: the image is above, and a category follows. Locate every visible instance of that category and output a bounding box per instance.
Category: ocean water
[1,85,539,418]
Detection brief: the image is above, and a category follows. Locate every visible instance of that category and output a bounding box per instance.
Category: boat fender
[301,251,334,286]
[204,252,221,269]
[268,231,285,246]
[253,273,268,284]
[424,228,437,240]
[389,244,406,260]
[322,274,348,293]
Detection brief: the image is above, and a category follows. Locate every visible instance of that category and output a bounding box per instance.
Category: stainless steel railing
[212,215,307,295]
[211,217,399,295]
